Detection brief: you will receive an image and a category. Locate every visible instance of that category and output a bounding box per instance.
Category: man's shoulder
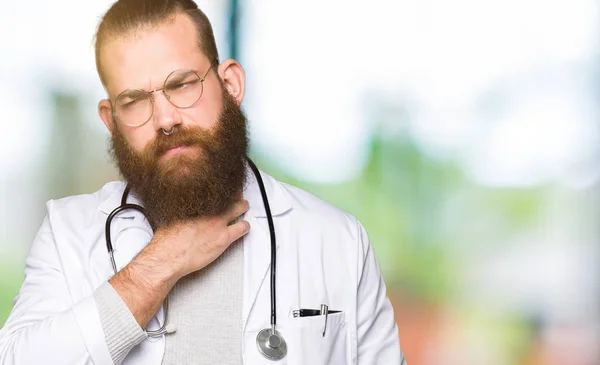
[271,178,371,261]
[48,181,125,217]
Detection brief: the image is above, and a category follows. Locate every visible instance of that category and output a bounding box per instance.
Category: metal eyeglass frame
[111,62,215,127]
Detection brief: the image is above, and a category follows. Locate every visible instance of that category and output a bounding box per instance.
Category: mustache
[146,126,214,158]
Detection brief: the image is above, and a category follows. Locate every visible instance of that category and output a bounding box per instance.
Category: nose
[152,90,182,133]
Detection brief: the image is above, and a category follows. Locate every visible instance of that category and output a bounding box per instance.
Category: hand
[110,199,250,328]
[149,199,251,280]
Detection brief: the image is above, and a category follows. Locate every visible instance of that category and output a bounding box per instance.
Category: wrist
[109,252,175,328]
[132,241,181,291]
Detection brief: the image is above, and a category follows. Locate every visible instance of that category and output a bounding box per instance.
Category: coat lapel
[242,167,292,332]
[242,214,272,329]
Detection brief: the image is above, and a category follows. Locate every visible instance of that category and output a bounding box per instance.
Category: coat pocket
[243,312,349,365]
[282,311,348,365]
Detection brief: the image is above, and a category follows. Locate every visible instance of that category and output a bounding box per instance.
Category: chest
[57,213,359,365]
[161,242,245,365]
[240,217,358,365]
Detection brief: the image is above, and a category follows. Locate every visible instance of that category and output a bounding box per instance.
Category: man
[0,0,406,364]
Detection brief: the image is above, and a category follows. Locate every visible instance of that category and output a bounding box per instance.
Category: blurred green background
[1,1,599,364]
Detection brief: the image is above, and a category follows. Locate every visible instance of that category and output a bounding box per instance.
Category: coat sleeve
[355,220,407,364]
[0,201,113,365]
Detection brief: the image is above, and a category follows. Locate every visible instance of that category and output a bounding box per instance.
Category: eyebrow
[166,70,200,87]
[115,68,202,98]
[117,89,148,100]
[166,73,188,85]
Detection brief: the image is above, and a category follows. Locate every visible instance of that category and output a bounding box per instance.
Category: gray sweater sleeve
[94,281,147,365]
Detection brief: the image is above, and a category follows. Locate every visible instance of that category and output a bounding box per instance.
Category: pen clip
[320,304,329,337]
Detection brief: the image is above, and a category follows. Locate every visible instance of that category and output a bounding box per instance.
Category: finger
[227,220,250,243]
[225,199,250,222]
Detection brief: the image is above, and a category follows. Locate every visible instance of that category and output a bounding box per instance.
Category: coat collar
[97,164,292,220]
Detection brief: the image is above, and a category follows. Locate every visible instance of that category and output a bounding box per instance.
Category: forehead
[101,14,207,97]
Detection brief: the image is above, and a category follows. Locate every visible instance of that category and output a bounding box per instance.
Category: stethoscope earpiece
[256,327,287,360]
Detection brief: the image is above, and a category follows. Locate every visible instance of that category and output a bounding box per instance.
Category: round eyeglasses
[112,65,213,127]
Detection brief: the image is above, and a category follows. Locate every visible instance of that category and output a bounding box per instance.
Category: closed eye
[121,98,144,108]
[169,79,200,90]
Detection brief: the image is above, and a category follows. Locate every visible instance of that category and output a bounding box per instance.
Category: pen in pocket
[292,304,342,337]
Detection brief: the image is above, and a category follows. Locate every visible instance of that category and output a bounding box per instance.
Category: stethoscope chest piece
[256,328,287,360]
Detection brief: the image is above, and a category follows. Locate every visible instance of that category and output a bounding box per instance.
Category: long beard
[109,88,249,229]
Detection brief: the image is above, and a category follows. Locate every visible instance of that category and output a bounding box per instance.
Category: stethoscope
[105,157,287,360]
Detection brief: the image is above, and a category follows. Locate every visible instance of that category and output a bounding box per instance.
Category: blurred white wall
[241,0,600,186]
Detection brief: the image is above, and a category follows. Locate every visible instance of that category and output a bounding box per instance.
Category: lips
[163,145,187,156]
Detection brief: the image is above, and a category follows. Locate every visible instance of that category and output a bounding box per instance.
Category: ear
[217,58,245,105]
[98,99,116,133]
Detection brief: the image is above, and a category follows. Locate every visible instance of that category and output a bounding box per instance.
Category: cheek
[181,87,223,129]
[121,126,155,152]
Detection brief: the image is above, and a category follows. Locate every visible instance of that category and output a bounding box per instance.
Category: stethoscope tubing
[105,185,170,338]
[245,158,278,329]
[104,157,281,343]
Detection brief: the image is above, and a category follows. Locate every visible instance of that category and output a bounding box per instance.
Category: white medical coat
[0,168,406,365]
